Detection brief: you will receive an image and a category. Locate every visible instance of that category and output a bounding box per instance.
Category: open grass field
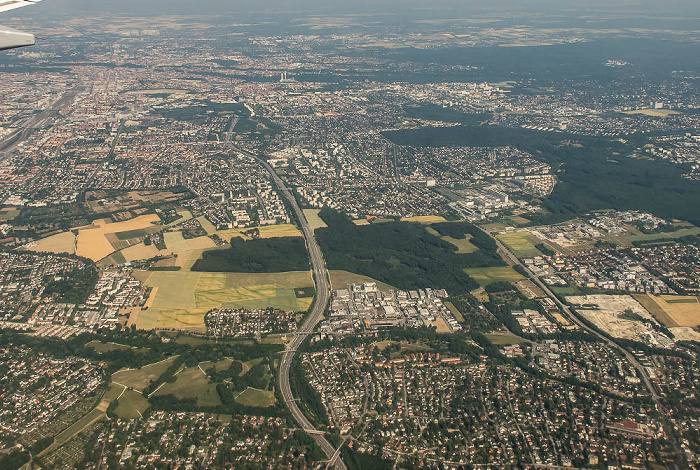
[496,231,544,257]
[154,367,222,407]
[304,209,328,231]
[235,387,276,407]
[623,109,681,117]
[25,231,77,255]
[551,285,583,295]
[86,341,148,354]
[465,266,525,287]
[136,271,314,330]
[114,389,149,419]
[425,227,478,253]
[626,226,700,245]
[329,270,396,291]
[485,333,525,345]
[634,294,700,327]
[76,214,162,261]
[401,215,449,224]
[199,358,234,373]
[111,356,178,391]
[444,301,465,322]
[0,207,19,219]
[444,235,479,253]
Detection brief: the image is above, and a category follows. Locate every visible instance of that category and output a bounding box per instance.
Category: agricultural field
[303,209,328,231]
[235,387,276,407]
[633,294,700,328]
[496,231,544,258]
[465,266,525,287]
[154,367,222,407]
[76,214,162,261]
[196,215,217,234]
[120,242,169,262]
[25,231,77,255]
[255,224,302,238]
[111,356,178,391]
[401,215,449,224]
[329,270,396,291]
[135,270,314,331]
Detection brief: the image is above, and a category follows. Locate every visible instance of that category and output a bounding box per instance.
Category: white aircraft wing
[0,0,43,50]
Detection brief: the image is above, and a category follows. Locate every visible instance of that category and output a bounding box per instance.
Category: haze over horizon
[11,0,700,17]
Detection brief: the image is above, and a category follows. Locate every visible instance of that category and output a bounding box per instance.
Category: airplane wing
[0,0,43,51]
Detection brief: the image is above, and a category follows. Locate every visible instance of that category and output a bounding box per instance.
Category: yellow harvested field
[635,294,700,327]
[623,109,681,117]
[401,215,448,224]
[164,231,190,253]
[214,224,301,242]
[433,318,451,333]
[187,236,217,250]
[76,214,161,261]
[256,224,302,238]
[25,231,77,255]
[196,215,217,234]
[352,219,370,226]
[136,271,314,331]
[121,242,169,262]
[303,209,328,231]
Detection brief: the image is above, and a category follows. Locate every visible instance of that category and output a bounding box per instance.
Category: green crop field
[111,356,178,391]
[136,271,314,330]
[465,266,525,287]
[115,229,148,240]
[496,232,543,257]
[235,387,276,407]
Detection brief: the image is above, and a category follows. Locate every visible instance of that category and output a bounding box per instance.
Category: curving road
[491,234,661,401]
[254,156,347,470]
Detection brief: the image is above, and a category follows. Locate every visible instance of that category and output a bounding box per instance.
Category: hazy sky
[16,0,700,17]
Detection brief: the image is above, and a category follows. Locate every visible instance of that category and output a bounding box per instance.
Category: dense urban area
[0,3,698,470]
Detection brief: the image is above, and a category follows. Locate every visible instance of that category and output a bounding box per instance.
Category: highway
[219,115,347,469]
[254,156,347,470]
